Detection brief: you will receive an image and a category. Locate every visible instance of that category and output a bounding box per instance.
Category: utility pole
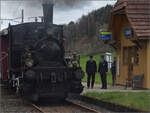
[21,9,24,23]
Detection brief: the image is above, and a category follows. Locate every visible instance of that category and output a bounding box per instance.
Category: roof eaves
[125,1,150,40]
[111,1,127,13]
[124,6,139,41]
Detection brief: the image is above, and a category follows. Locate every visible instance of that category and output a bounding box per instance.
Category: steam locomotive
[0,3,84,101]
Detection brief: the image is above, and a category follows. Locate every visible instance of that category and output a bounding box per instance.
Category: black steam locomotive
[1,3,84,101]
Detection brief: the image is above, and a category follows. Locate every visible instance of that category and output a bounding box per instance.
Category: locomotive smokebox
[43,3,53,24]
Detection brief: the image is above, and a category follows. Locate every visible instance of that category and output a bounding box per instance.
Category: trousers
[87,73,95,88]
[112,74,116,86]
[100,73,107,88]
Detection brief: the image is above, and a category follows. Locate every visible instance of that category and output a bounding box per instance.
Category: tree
[63,5,113,43]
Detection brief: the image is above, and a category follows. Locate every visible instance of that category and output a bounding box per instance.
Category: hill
[63,5,114,55]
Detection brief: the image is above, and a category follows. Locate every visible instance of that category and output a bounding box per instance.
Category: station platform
[81,82,150,94]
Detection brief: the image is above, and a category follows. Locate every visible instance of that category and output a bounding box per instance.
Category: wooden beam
[132,40,142,49]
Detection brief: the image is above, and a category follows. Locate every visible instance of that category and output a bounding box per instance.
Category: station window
[131,47,139,64]
[123,47,128,65]
[123,47,139,65]
[134,47,139,64]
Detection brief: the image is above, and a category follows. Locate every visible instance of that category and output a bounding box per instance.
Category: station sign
[100,32,112,40]
[124,27,132,38]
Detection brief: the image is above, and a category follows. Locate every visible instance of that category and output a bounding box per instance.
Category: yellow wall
[133,43,147,88]
[115,15,135,85]
[114,15,148,88]
[146,41,150,88]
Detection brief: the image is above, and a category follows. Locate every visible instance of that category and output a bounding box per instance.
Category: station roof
[111,0,150,40]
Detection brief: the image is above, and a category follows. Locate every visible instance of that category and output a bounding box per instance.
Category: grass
[83,92,150,111]
[80,54,113,85]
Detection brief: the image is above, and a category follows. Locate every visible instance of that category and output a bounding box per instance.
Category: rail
[30,100,100,113]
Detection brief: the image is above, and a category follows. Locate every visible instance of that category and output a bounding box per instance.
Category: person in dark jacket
[86,56,97,88]
[98,55,108,89]
[111,57,116,86]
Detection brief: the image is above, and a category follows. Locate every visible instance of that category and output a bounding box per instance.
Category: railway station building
[108,0,150,89]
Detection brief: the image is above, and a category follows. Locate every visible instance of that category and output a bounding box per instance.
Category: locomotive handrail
[10,68,25,72]
[9,66,73,72]
[32,66,72,70]
[0,52,8,62]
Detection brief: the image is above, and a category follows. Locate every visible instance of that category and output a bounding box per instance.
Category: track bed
[32,99,99,113]
[0,85,40,113]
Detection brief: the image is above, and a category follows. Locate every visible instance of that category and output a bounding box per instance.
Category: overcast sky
[0,0,116,30]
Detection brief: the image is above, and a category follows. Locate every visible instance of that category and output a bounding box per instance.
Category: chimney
[43,3,53,24]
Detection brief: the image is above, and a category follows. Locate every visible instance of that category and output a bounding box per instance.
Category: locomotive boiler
[0,3,84,101]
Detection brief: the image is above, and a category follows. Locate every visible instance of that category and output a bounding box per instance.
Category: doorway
[123,46,138,80]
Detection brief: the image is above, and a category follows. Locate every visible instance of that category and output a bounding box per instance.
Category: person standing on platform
[86,56,97,89]
[111,57,117,86]
[98,55,108,89]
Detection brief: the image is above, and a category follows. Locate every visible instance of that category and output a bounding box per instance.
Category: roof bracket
[133,40,142,49]
[106,40,121,50]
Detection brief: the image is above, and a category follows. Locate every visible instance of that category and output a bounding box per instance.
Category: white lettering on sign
[126,30,131,35]
[125,28,132,38]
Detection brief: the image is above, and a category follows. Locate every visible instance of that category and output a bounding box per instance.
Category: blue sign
[125,28,132,38]
[100,32,112,40]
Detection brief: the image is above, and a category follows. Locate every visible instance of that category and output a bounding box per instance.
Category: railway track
[30,99,100,113]
[1,85,102,113]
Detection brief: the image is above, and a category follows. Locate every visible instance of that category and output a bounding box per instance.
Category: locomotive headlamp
[25,58,34,67]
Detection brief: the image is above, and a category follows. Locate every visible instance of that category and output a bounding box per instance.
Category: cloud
[13,0,91,11]
[0,0,116,29]
[1,0,91,19]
